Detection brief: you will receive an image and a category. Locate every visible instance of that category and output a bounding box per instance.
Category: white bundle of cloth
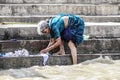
[4,48,29,57]
[3,49,50,66]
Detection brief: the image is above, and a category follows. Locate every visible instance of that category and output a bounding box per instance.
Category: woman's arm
[40,37,62,53]
[47,37,61,51]
[47,38,55,48]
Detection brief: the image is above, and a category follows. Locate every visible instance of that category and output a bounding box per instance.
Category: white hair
[37,20,48,35]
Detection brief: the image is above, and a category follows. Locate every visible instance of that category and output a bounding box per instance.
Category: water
[0,56,120,80]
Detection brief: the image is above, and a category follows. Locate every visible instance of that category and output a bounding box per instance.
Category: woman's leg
[68,40,77,64]
[53,41,65,55]
[59,41,65,55]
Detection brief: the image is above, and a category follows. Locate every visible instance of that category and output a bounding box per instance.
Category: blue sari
[48,13,85,45]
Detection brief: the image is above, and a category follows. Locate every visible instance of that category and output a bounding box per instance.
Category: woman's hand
[40,38,61,54]
[40,48,48,53]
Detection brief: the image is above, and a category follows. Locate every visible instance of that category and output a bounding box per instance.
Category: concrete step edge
[0,15,120,17]
[0,4,118,6]
[0,0,120,4]
[1,53,120,69]
[1,22,120,28]
[0,38,120,42]
[0,15,120,23]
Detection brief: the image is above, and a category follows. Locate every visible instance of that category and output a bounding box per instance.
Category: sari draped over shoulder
[48,13,85,45]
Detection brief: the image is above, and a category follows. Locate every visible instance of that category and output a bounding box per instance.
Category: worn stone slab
[0,56,43,69]
[0,40,49,54]
[78,39,120,54]
[85,22,120,38]
[0,53,120,69]
[0,0,119,4]
[0,39,120,54]
[0,15,120,23]
[1,22,120,40]
[0,4,119,16]
[83,16,120,22]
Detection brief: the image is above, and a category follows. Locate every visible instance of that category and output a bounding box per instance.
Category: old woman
[37,13,85,64]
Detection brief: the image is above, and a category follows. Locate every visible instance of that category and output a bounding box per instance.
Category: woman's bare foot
[52,51,65,56]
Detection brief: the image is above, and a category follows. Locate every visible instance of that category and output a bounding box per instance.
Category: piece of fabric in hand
[40,52,49,66]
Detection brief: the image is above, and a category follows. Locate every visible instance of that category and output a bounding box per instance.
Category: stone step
[0,4,119,16]
[85,22,120,38]
[0,39,120,54]
[0,0,119,4]
[0,15,120,23]
[0,53,120,69]
[0,22,120,40]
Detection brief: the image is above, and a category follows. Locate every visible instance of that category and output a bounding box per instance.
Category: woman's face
[42,27,50,35]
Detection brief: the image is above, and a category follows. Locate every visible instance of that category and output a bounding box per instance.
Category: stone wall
[0,23,120,40]
[0,0,120,4]
[1,54,120,69]
[0,16,120,23]
[0,39,120,54]
[0,4,119,16]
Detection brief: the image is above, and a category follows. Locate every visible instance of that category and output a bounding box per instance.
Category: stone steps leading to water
[0,0,120,4]
[0,39,120,69]
[0,22,120,40]
[0,4,119,16]
[0,15,120,23]
[0,0,120,69]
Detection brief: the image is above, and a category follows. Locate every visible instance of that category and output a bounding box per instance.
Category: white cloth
[4,48,29,57]
[40,52,49,66]
[3,49,49,66]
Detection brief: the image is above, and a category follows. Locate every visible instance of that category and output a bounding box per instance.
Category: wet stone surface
[0,39,120,54]
[0,54,120,69]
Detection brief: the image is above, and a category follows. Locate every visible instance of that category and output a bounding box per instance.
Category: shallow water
[0,56,120,80]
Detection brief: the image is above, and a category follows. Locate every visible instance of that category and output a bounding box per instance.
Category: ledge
[0,53,120,69]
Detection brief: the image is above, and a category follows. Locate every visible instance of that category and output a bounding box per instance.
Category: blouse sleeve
[54,28,60,39]
[50,24,61,39]
[49,16,64,39]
